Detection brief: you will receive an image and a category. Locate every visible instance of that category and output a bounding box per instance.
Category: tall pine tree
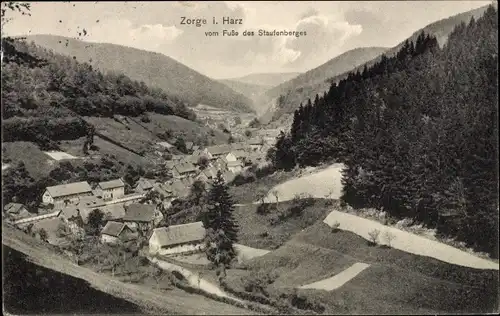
[202,171,239,277]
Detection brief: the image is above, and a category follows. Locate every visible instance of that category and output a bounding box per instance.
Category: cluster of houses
[3,135,278,257]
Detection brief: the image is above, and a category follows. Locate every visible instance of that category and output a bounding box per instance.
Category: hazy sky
[3,1,492,78]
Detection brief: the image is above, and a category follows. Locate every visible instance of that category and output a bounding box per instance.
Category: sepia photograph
[1,1,499,314]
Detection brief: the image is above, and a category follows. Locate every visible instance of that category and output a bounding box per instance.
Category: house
[42,181,93,208]
[135,178,154,193]
[230,142,247,151]
[4,203,30,221]
[172,162,197,179]
[100,221,138,244]
[232,149,249,161]
[192,145,200,151]
[222,170,236,183]
[204,144,232,160]
[97,179,125,201]
[59,206,85,235]
[170,180,189,198]
[149,221,206,255]
[157,141,174,149]
[122,203,160,233]
[248,137,264,151]
[226,160,243,173]
[100,204,127,221]
[185,141,194,152]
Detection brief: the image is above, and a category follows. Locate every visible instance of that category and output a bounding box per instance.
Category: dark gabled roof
[46,181,92,198]
[4,203,26,214]
[152,222,206,247]
[98,179,125,190]
[123,204,156,222]
[101,221,126,237]
[101,204,126,220]
[135,178,154,190]
[248,137,263,145]
[174,162,197,174]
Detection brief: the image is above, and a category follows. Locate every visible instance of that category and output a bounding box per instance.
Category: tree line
[270,6,498,257]
[1,37,197,144]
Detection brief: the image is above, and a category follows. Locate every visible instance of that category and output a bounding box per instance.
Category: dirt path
[263,163,344,203]
[299,262,371,291]
[324,211,499,270]
[148,257,245,304]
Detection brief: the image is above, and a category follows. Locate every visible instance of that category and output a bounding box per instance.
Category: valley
[2,1,498,315]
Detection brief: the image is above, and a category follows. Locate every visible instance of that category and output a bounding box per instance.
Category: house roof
[101,221,126,237]
[206,144,232,156]
[151,222,206,247]
[248,137,263,145]
[123,203,156,222]
[170,180,188,196]
[157,141,174,149]
[98,179,125,190]
[230,143,246,151]
[227,160,242,168]
[174,162,197,174]
[4,203,26,214]
[46,181,92,198]
[165,161,176,169]
[232,149,248,159]
[192,145,200,151]
[185,141,194,150]
[101,204,126,220]
[135,178,154,190]
[223,171,236,183]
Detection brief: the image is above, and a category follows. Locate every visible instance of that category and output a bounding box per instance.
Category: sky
[3,1,492,79]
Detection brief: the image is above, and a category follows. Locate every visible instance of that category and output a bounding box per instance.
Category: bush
[368,229,380,245]
[330,221,340,232]
[383,230,396,247]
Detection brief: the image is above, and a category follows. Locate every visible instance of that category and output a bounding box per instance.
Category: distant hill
[266,4,492,123]
[23,35,255,113]
[218,79,270,115]
[224,72,301,87]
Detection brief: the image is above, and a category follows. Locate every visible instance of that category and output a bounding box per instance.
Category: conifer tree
[202,171,239,275]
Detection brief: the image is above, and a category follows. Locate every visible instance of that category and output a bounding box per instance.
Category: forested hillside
[267,4,492,124]
[269,7,498,257]
[23,35,255,113]
[1,37,196,147]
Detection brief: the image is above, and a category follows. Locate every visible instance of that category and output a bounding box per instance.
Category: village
[3,132,278,258]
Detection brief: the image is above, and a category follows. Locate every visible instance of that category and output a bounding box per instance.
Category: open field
[44,151,80,161]
[231,222,499,314]
[2,225,255,315]
[264,163,344,202]
[299,262,371,291]
[233,199,333,249]
[2,141,57,179]
[324,210,499,270]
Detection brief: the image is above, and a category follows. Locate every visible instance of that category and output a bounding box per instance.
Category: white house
[149,221,206,255]
[97,179,125,201]
[100,221,138,244]
[42,181,93,208]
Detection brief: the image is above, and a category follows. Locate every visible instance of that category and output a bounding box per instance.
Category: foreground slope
[237,223,498,314]
[2,224,254,315]
[267,4,492,123]
[24,34,254,113]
